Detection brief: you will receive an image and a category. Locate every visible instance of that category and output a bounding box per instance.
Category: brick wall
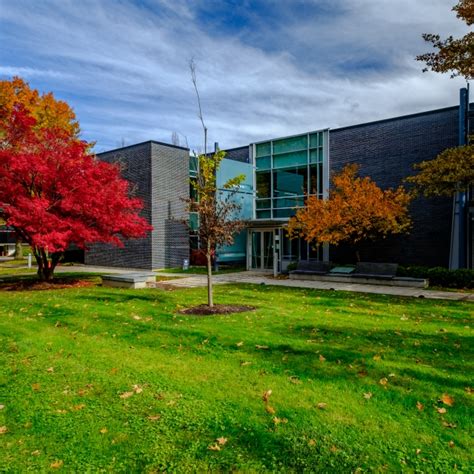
[85,141,190,269]
[85,142,153,269]
[329,106,459,267]
[150,142,189,268]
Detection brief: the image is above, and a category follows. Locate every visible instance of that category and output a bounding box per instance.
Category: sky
[0,0,470,153]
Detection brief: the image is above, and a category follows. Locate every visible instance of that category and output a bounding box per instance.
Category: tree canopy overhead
[416,0,474,79]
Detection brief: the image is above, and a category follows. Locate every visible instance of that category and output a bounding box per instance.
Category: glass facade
[254,130,328,219]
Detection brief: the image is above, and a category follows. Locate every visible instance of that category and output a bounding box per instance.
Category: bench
[290,261,333,276]
[102,272,156,289]
[351,262,398,281]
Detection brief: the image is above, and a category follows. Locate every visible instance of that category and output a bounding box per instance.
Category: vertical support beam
[449,87,469,269]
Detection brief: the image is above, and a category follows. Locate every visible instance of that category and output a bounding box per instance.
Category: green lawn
[156,265,245,275]
[0,277,472,472]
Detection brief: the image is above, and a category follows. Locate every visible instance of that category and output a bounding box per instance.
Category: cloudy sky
[0,0,469,152]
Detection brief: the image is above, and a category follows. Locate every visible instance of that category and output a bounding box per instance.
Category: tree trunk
[14,239,23,259]
[206,243,213,308]
[34,248,61,281]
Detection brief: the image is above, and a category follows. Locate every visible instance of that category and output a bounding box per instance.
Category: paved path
[157,271,474,302]
[1,264,472,302]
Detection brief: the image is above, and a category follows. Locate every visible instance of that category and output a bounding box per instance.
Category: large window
[255,130,327,219]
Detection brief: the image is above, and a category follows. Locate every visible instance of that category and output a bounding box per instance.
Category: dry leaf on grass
[0,404,4,410]
[208,444,221,451]
[99,427,108,434]
[216,437,228,445]
[319,354,326,362]
[31,450,41,456]
[256,345,269,350]
[262,390,272,403]
[32,383,40,391]
[265,405,276,415]
[47,367,54,373]
[379,378,388,386]
[316,402,327,410]
[147,415,161,421]
[308,439,316,446]
[363,392,373,400]
[416,401,424,411]
[240,361,252,366]
[50,460,63,469]
[132,385,143,394]
[72,404,85,411]
[437,407,447,414]
[236,341,244,347]
[0,426,8,434]
[448,440,455,448]
[373,354,381,361]
[119,391,134,399]
[440,393,454,406]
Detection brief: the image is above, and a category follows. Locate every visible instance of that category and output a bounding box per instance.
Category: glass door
[250,230,274,271]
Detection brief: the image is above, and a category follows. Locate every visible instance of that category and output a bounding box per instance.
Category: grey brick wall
[85,141,190,269]
[85,142,153,269]
[150,142,189,268]
[329,106,459,267]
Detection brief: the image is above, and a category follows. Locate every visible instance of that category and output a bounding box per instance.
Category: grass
[0,276,473,472]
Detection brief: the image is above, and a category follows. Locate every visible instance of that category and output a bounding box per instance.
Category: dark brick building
[85,141,189,269]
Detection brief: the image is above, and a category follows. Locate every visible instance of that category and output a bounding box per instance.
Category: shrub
[397,265,474,289]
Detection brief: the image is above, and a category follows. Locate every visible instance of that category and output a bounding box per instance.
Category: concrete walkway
[157,271,474,302]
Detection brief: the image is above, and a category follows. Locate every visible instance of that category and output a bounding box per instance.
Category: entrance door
[250,230,274,271]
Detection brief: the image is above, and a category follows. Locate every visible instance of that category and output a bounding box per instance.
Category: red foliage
[0,107,152,278]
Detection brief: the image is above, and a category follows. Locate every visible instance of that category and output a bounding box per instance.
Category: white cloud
[0,0,468,151]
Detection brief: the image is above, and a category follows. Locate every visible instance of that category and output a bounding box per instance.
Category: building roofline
[97,140,189,156]
[331,105,460,133]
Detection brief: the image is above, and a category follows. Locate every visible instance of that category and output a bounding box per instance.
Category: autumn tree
[0,91,151,281]
[187,60,246,308]
[288,164,412,262]
[416,0,473,79]
[0,77,82,258]
[184,150,246,307]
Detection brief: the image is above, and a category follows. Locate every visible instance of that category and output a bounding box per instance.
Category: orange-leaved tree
[287,164,413,262]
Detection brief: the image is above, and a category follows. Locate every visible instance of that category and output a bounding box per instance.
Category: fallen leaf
[240,361,252,366]
[465,387,473,395]
[31,450,41,456]
[357,370,368,378]
[363,392,373,400]
[373,354,381,361]
[379,378,388,386]
[272,417,287,424]
[99,427,108,434]
[236,341,244,347]
[416,401,424,411]
[132,384,143,394]
[437,407,447,414]
[316,403,327,410]
[0,426,7,434]
[72,404,85,411]
[289,376,301,384]
[110,368,118,374]
[308,439,316,446]
[442,421,457,428]
[120,391,134,399]
[55,409,67,414]
[256,345,269,350]
[448,440,455,448]
[132,315,141,320]
[32,383,40,391]
[147,415,161,421]
[319,354,326,362]
[0,405,4,410]
[216,437,228,445]
[416,448,421,455]
[440,393,454,406]
[47,367,54,373]
[208,444,221,451]
[50,460,63,469]
[265,405,276,415]
[262,390,272,403]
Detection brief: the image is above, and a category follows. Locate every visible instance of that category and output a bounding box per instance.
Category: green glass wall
[255,130,328,219]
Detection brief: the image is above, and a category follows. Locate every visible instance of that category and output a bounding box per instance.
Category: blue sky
[0,0,469,153]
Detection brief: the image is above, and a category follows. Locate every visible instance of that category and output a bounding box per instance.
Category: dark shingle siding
[223,146,250,163]
[329,107,459,266]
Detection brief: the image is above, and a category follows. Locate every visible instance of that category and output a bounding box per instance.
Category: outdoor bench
[290,260,333,275]
[101,272,156,289]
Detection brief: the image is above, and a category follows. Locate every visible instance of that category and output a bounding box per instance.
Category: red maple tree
[0,107,151,280]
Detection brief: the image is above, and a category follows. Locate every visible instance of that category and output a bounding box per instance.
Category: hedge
[397,265,474,289]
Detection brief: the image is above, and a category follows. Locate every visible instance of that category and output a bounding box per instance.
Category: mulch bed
[179,304,256,315]
[0,279,94,292]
